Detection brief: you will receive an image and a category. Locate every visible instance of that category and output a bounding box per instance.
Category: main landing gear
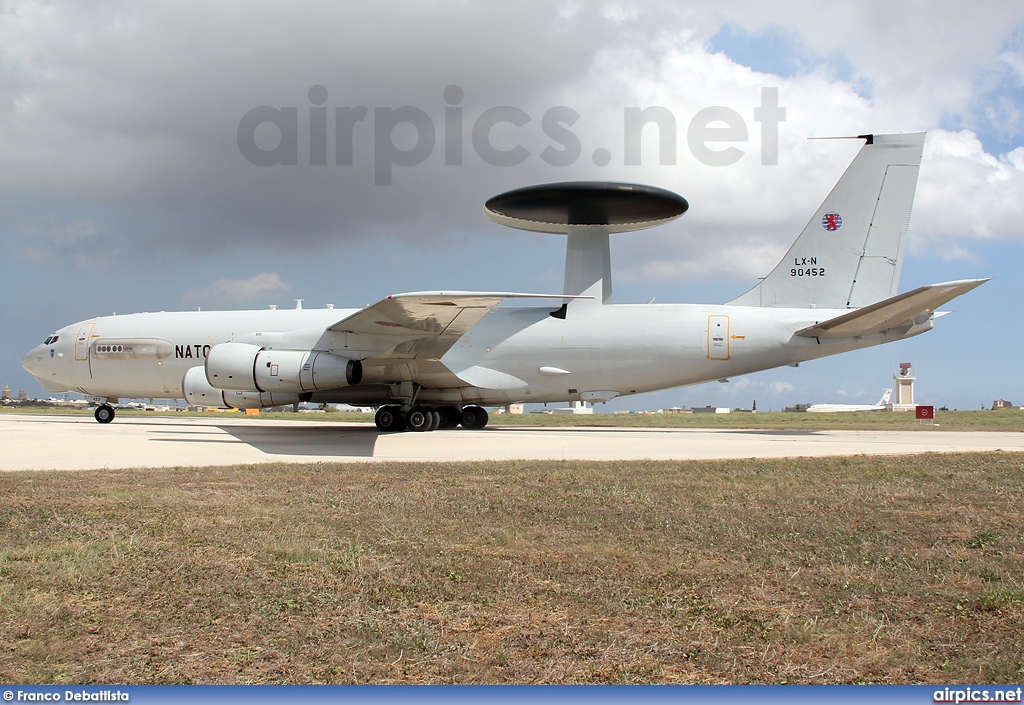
[374,404,488,433]
[94,404,116,424]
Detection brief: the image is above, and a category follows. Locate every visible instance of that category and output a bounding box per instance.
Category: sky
[2,0,1023,412]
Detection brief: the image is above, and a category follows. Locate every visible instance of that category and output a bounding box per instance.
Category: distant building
[1,384,8,400]
[551,401,594,415]
[659,407,693,414]
[784,403,811,412]
[992,399,1015,410]
[332,404,372,413]
[691,405,717,413]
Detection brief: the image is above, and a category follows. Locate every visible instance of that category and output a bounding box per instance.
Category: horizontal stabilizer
[795,279,989,339]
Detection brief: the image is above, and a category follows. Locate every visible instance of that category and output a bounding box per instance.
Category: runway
[2,413,1023,471]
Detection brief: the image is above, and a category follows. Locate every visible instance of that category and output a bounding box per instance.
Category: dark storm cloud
[0,0,685,263]
[3,0,1024,275]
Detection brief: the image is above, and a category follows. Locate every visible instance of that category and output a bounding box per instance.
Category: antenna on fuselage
[483,182,688,308]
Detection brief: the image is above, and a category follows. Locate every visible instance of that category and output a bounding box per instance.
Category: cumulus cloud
[1,0,1022,285]
[770,381,796,395]
[912,130,1024,253]
[717,377,796,397]
[8,216,132,272]
[181,272,292,306]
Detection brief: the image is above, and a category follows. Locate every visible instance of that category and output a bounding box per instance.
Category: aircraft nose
[22,346,44,377]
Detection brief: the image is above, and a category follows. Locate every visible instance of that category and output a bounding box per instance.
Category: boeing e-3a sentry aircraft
[22,132,987,431]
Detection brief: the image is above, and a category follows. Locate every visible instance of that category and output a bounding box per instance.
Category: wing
[329,291,585,361]
[795,279,988,339]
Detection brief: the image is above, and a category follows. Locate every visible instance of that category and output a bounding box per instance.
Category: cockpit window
[43,335,59,345]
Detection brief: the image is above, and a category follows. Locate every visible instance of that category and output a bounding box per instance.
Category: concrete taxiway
[2,413,1023,471]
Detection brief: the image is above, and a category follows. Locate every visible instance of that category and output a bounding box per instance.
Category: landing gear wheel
[94,404,115,424]
[374,405,406,432]
[427,410,441,432]
[460,405,488,430]
[437,406,461,429]
[406,406,435,432]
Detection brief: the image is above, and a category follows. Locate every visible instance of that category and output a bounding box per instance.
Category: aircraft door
[75,323,95,361]
[707,315,730,360]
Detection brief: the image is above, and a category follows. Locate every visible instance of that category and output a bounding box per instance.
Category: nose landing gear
[94,404,116,424]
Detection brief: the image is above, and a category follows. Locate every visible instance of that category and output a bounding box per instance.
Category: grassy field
[2,453,1022,684]
[3,404,1023,432]
[491,408,1024,431]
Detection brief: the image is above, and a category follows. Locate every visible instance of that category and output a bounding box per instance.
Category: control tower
[893,362,916,411]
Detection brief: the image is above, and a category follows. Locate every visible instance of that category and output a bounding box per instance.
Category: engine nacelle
[183,365,229,408]
[206,342,263,392]
[183,366,300,410]
[205,342,362,393]
[255,349,362,393]
[220,389,301,410]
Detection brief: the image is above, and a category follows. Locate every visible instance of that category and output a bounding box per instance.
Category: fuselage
[806,403,886,413]
[21,302,933,407]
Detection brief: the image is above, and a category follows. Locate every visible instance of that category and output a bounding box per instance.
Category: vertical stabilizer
[729,133,924,309]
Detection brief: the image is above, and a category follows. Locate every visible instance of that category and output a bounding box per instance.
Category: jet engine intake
[205,342,264,391]
[183,365,228,408]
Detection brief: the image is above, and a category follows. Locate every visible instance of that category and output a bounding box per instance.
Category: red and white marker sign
[915,405,934,420]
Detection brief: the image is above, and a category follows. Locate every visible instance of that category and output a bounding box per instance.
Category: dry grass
[492,408,1024,431]
[1,453,1023,684]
